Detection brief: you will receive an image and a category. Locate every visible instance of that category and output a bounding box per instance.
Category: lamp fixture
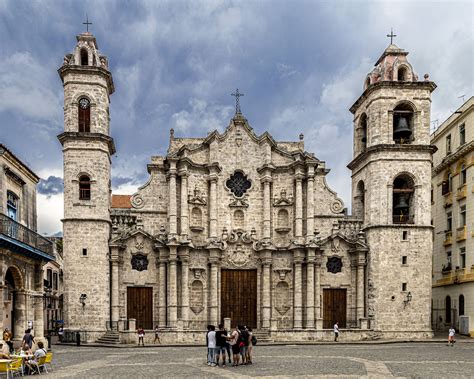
[79,293,87,307]
[403,291,412,307]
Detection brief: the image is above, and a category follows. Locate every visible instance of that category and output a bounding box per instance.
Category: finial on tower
[386,28,397,45]
[83,14,92,33]
[231,88,245,115]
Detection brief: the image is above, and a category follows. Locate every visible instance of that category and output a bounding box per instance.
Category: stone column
[262,179,272,239]
[306,249,315,329]
[179,168,189,238]
[356,253,367,322]
[13,290,27,339]
[295,173,304,238]
[315,255,322,328]
[34,266,44,338]
[110,249,120,327]
[209,175,218,239]
[306,166,315,238]
[261,256,272,329]
[168,161,178,235]
[209,253,219,325]
[168,245,178,328]
[158,252,167,328]
[293,252,304,329]
[180,251,190,328]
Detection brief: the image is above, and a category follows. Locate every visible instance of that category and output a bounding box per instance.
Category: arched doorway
[3,266,24,338]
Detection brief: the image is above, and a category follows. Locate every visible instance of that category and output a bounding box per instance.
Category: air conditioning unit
[459,316,470,335]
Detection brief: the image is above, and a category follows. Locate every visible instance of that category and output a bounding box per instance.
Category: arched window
[445,296,452,324]
[397,66,407,81]
[359,113,367,151]
[78,98,91,132]
[393,103,414,144]
[191,207,202,227]
[277,209,289,229]
[7,191,19,221]
[79,175,91,200]
[233,210,244,229]
[459,294,465,316]
[355,181,365,220]
[80,48,88,66]
[392,174,415,224]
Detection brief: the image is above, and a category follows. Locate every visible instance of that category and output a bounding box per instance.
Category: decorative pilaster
[209,253,219,325]
[315,254,322,328]
[306,249,316,329]
[293,251,304,329]
[179,167,189,238]
[294,172,304,238]
[109,246,122,325]
[157,251,167,328]
[209,175,218,239]
[356,252,367,322]
[261,255,272,329]
[306,165,315,239]
[34,266,44,338]
[168,245,178,328]
[262,179,272,239]
[180,250,190,328]
[168,160,178,235]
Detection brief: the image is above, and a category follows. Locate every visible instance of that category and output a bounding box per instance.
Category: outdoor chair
[29,356,47,375]
[44,352,53,372]
[8,358,23,377]
[0,361,10,378]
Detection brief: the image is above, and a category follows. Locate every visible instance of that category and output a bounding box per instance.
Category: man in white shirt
[334,322,339,342]
[448,327,455,346]
[207,325,217,366]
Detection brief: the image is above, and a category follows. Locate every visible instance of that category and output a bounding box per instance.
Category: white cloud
[37,193,63,236]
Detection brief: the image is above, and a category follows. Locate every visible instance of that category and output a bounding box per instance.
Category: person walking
[207,325,217,366]
[153,325,161,344]
[22,328,35,350]
[333,322,339,342]
[448,326,456,346]
[137,327,145,346]
[58,326,64,343]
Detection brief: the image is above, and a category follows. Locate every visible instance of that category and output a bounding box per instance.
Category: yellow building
[432,97,473,335]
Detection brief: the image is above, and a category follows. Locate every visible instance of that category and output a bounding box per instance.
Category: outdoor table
[0,359,12,363]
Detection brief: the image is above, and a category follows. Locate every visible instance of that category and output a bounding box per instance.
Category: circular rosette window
[225,171,251,198]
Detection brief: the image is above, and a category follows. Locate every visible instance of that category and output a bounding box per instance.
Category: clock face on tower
[79,98,90,109]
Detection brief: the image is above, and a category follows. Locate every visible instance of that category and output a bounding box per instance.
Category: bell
[393,116,412,139]
[394,195,409,211]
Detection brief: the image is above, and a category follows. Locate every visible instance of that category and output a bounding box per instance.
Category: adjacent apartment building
[432,96,473,335]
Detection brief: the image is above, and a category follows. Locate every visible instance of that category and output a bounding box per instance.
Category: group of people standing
[206,324,256,367]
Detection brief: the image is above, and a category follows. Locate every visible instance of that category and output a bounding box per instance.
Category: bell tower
[57,31,115,342]
[348,41,436,337]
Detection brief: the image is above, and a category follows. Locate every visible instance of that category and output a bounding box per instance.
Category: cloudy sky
[0,0,472,235]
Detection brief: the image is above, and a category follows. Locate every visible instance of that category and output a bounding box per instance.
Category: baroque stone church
[58,31,436,343]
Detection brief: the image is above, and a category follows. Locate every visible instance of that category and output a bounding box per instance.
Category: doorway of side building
[3,266,23,338]
[323,288,347,329]
[127,287,153,330]
[221,269,257,328]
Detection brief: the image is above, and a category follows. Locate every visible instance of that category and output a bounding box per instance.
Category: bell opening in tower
[80,48,88,66]
[393,103,414,144]
[392,174,415,224]
[359,113,367,152]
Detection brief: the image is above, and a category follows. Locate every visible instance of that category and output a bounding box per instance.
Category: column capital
[295,174,305,182]
[260,176,273,184]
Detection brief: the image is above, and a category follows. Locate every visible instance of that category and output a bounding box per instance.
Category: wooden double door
[127,287,153,329]
[221,269,257,328]
[323,289,347,329]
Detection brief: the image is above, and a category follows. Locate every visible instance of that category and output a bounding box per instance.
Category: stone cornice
[347,144,436,170]
[350,81,436,114]
[432,140,474,176]
[57,132,116,155]
[58,65,115,95]
[0,144,40,183]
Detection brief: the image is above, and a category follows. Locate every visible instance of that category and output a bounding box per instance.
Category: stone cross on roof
[386,28,397,44]
[83,14,92,32]
[231,88,244,115]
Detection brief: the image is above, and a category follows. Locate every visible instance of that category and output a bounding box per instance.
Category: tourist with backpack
[238,325,249,365]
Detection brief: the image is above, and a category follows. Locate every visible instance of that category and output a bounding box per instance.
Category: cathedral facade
[58,32,436,343]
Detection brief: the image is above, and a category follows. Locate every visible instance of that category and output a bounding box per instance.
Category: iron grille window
[226,171,251,197]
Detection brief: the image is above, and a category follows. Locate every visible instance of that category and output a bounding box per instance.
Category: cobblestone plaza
[45,342,474,378]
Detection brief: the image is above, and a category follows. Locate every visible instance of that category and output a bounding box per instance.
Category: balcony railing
[456,225,467,242]
[441,262,452,274]
[443,231,453,246]
[392,214,414,224]
[0,213,53,258]
[457,185,467,200]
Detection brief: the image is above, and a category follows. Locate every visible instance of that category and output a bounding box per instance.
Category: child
[448,327,455,346]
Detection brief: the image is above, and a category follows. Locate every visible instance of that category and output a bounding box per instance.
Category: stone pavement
[43,342,474,378]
